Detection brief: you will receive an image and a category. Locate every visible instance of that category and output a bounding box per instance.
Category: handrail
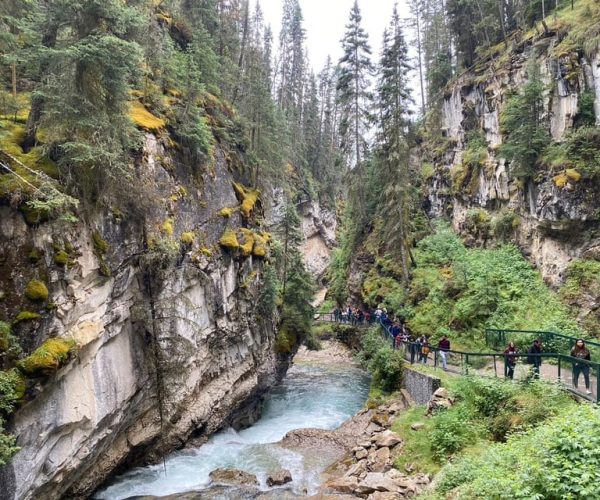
[377,320,600,403]
[485,328,600,351]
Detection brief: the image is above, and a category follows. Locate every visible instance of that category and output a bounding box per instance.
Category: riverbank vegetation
[390,375,599,498]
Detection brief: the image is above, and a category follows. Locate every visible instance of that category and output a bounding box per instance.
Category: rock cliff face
[0,134,287,499]
[425,35,600,284]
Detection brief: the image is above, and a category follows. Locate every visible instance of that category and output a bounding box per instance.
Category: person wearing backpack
[419,336,430,364]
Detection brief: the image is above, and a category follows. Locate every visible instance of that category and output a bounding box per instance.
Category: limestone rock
[345,459,367,478]
[266,468,292,487]
[356,472,400,495]
[355,448,369,460]
[325,476,359,494]
[373,430,402,448]
[368,492,403,500]
[209,468,258,487]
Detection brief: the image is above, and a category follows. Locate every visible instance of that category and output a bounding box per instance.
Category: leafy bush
[437,405,600,498]
[430,404,479,461]
[491,209,520,241]
[359,328,403,392]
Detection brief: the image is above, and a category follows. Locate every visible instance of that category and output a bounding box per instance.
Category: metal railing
[314,311,373,327]
[485,328,600,360]
[379,322,600,403]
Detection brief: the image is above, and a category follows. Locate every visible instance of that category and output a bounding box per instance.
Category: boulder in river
[266,468,293,486]
[208,468,259,487]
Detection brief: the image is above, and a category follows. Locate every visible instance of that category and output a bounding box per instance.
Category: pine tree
[499,63,549,180]
[337,0,374,169]
[376,6,414,284]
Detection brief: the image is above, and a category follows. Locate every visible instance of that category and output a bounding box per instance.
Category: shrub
[437,405,600,498]
[464,208,491,239]
[491,209,520,241]
[24,279,48,302]
[430,405,478,461]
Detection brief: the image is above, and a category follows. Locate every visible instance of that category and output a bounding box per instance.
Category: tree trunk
[415,6,426,115]
[11,62,17,98]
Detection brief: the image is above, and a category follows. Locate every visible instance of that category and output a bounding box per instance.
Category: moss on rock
[239,228,255,257]
[54,250,69,266]
[18,338,77,376]
[13,311,41,324]
[232,182,260,219]
[130,101,166,131]
[92,232,109,255]
[219,229,240,250]
[219,207,235,218]
[24,279,48,302]
[28,249,42,263]
[0,321,10,352]
[181,232,196,245]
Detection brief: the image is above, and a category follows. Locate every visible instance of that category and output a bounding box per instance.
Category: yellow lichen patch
[553,169,581,188]
[239,228,255,257]
[252,233,268,258]
[180,232,196,245]
[566,168,582,182]
[161,218,174,237]
[18,338,77,376]
[130,102,166,131]
[232,182,260,219]
[24,279,49,302]
[260,231,272,243]
[219,207,235,218]
[219,229,240,250]
[200,247,213,257]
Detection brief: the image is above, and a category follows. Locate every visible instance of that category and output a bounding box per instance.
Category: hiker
[419,336,430,364]
[333,307,340,323]
[409,334,419,364]
[527,339,543,377]
[438,335,451,370]
[364,310,371,324]
[571,339,592,395]
[504,342,518,379]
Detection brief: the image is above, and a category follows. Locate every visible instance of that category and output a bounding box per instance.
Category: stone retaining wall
[402,367,441,405]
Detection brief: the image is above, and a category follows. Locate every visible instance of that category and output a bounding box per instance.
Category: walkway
[379,323,600,403]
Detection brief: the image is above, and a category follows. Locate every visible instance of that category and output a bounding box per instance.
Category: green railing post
[493,355,497,378]
[465,354,469,375]
[558,356,561,382]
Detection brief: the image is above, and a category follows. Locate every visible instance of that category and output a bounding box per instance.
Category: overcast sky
[260,0,411,72]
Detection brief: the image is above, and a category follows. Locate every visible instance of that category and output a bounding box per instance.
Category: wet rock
[373,430,402,448]
[266,469,293,487]
[209,468,258,487]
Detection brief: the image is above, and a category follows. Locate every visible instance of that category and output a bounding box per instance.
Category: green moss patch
[13,311,41,325]
[18,338,77,376]
[92,232,109,255]
[53,250,69,266]
[24,280,48,302]
[0,321,10,352]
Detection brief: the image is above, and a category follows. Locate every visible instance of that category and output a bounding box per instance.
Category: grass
[392,405,441,475]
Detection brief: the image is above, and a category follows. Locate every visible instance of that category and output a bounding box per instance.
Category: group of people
[331,304,595,395]
[332,306,374,325]
[504,338,593,394]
